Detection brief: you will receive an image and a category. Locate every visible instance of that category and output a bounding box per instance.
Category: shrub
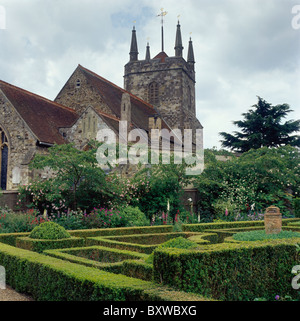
[29,222,71,240]
[49,210,86,230]
[118,206,149,227]
[145,237,198,264]
[81,208,124,229]
[212,199,238,221]
[233,230,300,242]
[195,146,300,220]
[293,198,300,218]
[0,208,46,233]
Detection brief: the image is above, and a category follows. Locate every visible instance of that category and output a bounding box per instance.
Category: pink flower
[225,208,228,216]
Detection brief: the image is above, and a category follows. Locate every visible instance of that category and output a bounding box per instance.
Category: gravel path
[0,286,34,301]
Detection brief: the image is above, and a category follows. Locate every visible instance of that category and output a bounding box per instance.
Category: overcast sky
[0,0,299,149]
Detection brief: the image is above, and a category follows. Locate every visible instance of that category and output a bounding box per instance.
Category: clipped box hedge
[205,226,267,243]
[0,242,209,301]
[69,225,173,239]
[85,232,204,254]
[16,236,85,253]
[182,218,300,233]
[153,238,300,301]
[208,226,300,243]
[45,246,153,281]
[0,232,30,246]
[86,236,158,254]
[46,245,148,263]
[104,232,201,245]
[187,232,218,245]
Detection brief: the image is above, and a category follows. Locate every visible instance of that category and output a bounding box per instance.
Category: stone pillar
[264,206,282,234]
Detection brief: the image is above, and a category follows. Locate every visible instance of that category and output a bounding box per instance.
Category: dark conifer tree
[219,96,300,152]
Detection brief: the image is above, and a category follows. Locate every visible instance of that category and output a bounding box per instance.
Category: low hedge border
[187,232,218,245]
[86,237,158,254]
[85,232,203,254]
[286,223,300,229]
[206,226,268,243]
[207,226,300,243]
[45,247,153,281]
[0,232,30,246]
[153,238,300,301]
[0,242,209,301]
[16,236,85,253]
[103,232,201,245]
[224,235,300,244]
[0,226,173,248]
[45,245,148,263]
[69,225,173,239]
[182,218,300,233]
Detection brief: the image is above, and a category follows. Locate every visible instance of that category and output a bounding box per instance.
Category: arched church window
[0,128,8,190]
[148,82,159,105]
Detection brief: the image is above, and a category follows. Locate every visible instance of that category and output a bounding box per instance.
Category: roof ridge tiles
[78,64,156,111]
[96,110,120,122]
[0,79,78,114]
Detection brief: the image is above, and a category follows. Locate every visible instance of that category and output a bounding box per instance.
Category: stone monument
[264,206,282,234]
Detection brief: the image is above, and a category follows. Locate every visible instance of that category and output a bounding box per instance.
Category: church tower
[124,20,202,132]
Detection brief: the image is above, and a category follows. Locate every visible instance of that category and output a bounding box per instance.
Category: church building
[0,20,203,209]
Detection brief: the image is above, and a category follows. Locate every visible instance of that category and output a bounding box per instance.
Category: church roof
[76,64,171,133]
[0,80,78,145]
[153,51,168,62]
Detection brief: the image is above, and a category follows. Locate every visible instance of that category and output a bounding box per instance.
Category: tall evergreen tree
[219,96,300,152]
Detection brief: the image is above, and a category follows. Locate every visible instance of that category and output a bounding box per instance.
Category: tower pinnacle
[187,37,195,69]
[145,41,151,61]
[174,20,183,57]
[129,25,139,62]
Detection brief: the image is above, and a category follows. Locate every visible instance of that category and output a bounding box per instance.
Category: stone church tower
[124,21,203,133]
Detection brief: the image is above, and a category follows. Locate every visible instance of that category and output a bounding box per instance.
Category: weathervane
[157,8,168,52]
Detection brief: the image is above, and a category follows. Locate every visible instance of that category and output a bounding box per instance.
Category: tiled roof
[0,80,78,145]
[77,65,171,132]
[153,51,169,62]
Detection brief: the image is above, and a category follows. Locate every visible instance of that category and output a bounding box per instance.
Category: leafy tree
[195,146,300,221]
[121,154,193,221]
[23,143,113,211]
[220,97,300,152]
